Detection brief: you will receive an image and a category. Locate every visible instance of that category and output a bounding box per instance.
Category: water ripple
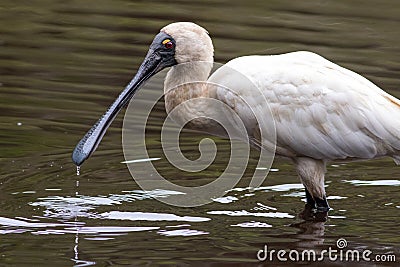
[343,179,400,186]
[101,211,210,222]
[207,210,294,219]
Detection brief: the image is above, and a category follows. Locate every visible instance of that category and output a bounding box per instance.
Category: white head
[161,22,214,63]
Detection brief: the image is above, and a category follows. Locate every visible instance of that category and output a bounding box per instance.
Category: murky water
[1,0,399,266]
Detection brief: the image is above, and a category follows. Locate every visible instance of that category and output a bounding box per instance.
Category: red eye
[164,41,173,49]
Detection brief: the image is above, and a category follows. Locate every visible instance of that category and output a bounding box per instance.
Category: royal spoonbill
[72,22,400,213]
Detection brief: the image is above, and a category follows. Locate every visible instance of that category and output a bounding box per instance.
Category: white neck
[162,61,228,136]
[163,61,214,113]
[164,61,213,93]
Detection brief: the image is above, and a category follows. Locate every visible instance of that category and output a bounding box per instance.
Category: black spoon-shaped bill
[72,32,177,166]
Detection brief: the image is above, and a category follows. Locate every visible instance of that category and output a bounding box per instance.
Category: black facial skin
[72,32,177,166]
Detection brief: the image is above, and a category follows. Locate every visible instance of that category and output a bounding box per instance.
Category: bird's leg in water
[314,196,330,212]
[298,204,328,222]
[305,188,316,208]
[300,188,329,222]
[295,157,330,213]
[305,187,330,212]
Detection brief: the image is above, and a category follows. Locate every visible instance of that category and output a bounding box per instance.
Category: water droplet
[76,166,80,176]
[75,180,80,196]
[75,180,79,196]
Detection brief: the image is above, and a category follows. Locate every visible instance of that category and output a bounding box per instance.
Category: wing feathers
[215,52,400,160]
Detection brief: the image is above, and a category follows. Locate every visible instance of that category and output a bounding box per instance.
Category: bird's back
[209,51,400,162]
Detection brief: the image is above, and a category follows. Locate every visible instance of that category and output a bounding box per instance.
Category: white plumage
[214,51,400,162]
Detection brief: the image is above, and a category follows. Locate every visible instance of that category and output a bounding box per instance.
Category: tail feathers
[393,155,400,165]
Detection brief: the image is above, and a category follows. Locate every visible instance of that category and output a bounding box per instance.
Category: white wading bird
[73,22,400,213]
